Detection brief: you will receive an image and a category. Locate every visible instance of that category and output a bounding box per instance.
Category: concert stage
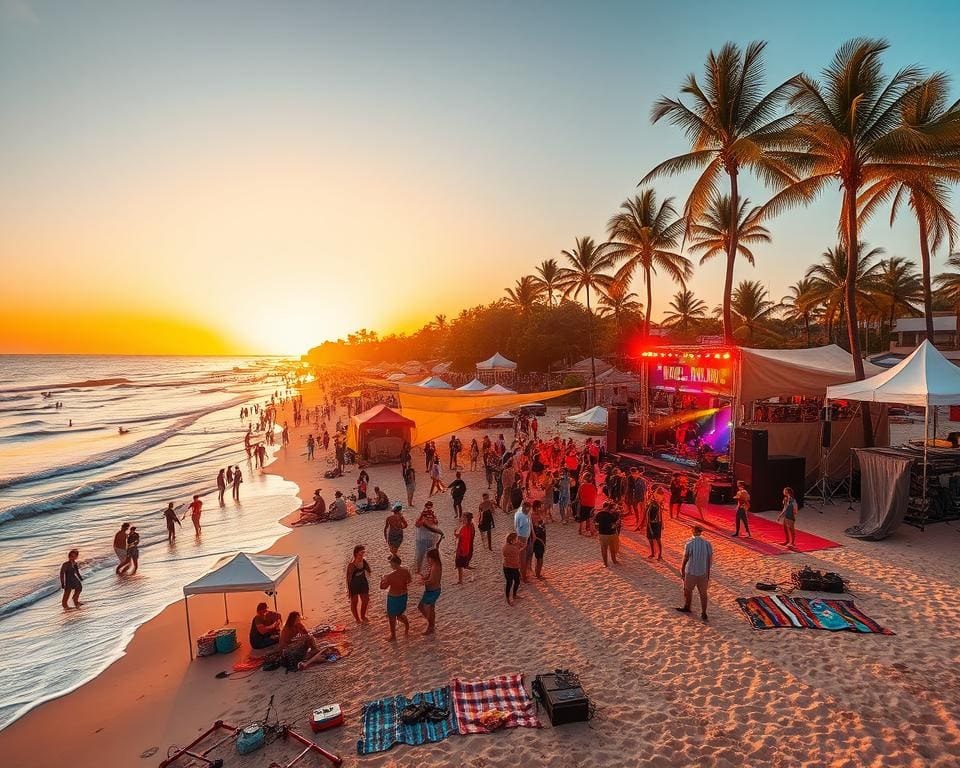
[613,451,699,476]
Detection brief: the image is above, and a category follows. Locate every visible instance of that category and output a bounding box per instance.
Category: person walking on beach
[513,503,532,582]
[668,473,686,519]
[732,480,751,538]
[217,469,227,504]
[501,533,523,605]
[595,501,621,567]
[778,486,798,547]
[424,441,435,471]
[477,492,496,550]
[677,525,713,621]
[380,554,412,641]
[428,457,445,496]
[417,548,442,636]
[403,464,416,507]
[188,494,203,535]
[645,490,663,560]
[384,502,407,555]
[346,545,371,624]
[530,509,546,578]
[693,473,710,521]
[60,549,83,610]
[306,434,315,461]
[232,466,243,500]
[449,471,466,518]
[576,473,597,536]
[113,523,130,573]
[628,467,647,530]
[413,502,443,574]
[454,512,476,584]
[469,438,480,471]
[163,502,182,543]
[124,526,140,575]
[557,469,571,523]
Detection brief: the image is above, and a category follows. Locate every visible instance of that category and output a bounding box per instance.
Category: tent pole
[185,597,194,661]
[923,405,929,512]
[223,592,229,624]
[297,561,304,613]
[273,591,278,613]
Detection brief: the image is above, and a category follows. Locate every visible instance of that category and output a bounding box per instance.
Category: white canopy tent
[476,352,517,371]
[826,340,960,506]
[486,383,517,394]
[566,405,608,434]
[181,553,302,659]
[457,378,488,391]
[417,376,453,389]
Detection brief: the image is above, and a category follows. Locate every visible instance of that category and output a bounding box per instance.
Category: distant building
[887,314,960,363]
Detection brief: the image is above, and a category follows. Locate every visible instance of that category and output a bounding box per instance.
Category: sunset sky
[2,0,958,355]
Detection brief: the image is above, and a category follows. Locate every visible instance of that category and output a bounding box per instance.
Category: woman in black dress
[346,545,371,624]
[60,549,83,609]
[645,490,664,561]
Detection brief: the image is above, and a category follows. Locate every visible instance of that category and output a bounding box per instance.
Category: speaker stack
[606,406,630,453]
[734,427,805,512]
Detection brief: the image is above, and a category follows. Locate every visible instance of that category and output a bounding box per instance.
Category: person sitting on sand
[249,602,281,649]
[384,503,407,555]
[328,491,348,521]
[380,554,412,641]
[279,611,324,670]
[300,489,326,517]
[60,549,83,610]
[417,548,442,636]
[346,545,371,624]
[369,486,389,511]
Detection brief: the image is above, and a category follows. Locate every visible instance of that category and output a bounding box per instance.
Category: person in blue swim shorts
[380,554,412,641]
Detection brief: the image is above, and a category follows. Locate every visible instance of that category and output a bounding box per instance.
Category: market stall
[347,404,415,462]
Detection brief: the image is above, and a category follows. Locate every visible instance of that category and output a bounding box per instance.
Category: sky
[1,0,959,355]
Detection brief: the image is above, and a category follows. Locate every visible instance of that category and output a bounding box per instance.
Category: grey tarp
[848,449,913,540]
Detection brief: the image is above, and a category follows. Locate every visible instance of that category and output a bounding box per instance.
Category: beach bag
[196,632,218,657]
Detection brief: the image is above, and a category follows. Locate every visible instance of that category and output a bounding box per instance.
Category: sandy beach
[2,385,960,768]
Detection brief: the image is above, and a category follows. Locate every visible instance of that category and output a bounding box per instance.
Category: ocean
[0,355,303,730]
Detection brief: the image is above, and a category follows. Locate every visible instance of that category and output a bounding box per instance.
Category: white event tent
[457,378,488,391]
[476,352,517,371]
[486,383,517,394]
[566,405,608,434]
[417,376,454,389]
[182,553,302,659]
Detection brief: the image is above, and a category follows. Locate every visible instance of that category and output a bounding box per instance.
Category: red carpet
[676,503,841,555]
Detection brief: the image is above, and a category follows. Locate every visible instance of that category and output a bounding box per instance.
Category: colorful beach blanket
[356,685,457,755]
[452,673,542,734]
[736,595,893,634]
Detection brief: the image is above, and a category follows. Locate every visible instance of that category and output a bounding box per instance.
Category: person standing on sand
[113,523,130,573]
[60,549,83,610]
[306,434,315,461]
[477,493,496,550]
[454,512,476,584]
[380,554,412,641]
[645,489,663,560]
[693,473,710,521]
[668,473,686,520]
[501,533,523,605]
[595,501,621,567]
[417,548,442,635]
[217,469,227,504]
[732,481,751,538]
[188,494,203,535]
[403,464,416,507]
[428,457,445,496]
[531,510,546,578]
[677,525,713,621]
[384,503,407,555]
[413,502,443,574]
[778,486,798,547]
[163,502,181,542]
[346,545,371,624]
[449,471,466,518]
[576,473,597,536]
[557,469,571,523]
[232,466,243,500]
[513,503,532,582]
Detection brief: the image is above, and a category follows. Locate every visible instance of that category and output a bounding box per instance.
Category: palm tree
[644,41,797,344]
[933,253,960,348]
[597,279,643,337]
[729,280,780,344]
[870,256,923,332]
[765,39,932,395]
[805,243,884,345]
[661,288,708,334]
[606,189,690,339]
[780,278,820,347]
[558,236,622,401]
[860,74,960,342]
[433,314,447,333]
[688,194,771,268]
[532,258,563,306]
[504,275,543,313]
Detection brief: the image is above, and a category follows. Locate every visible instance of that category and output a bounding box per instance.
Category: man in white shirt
[513,504,532,581]
[677,526,713,621]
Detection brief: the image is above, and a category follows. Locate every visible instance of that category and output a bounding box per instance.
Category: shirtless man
[380,554,412,641]
[113,523,130,574]
[162,502,182,543]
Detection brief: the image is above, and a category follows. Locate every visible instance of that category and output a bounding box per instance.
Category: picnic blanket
[736,595,893,634]
[451,673,542,733]
[357,685,457,755]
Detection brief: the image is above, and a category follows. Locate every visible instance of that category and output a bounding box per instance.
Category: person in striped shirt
[677,526,713,621]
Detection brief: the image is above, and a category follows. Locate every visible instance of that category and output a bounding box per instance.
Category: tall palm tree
[870,256,923,332]
[728,280,780,344]
[532,258,563,307]
[661,288,708,334]
[433,314,447,333]
[805,243,884,344]
[688,194,771,268]
[596,279,643,338]
[933,253,960,348]
[606,189,690,339]
[504,275,543,313]
[780,278,820,347]
[860,74,960,342]
[557,236,622,401]
[644,41,798,344]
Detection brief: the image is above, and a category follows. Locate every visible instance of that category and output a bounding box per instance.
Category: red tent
[348,404,415,462]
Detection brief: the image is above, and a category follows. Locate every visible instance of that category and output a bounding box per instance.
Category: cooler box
[215,628,237,653]
[310,704,344,732]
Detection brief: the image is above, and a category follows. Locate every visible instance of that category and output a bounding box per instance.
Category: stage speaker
[820,421,832,448]
[755,455,806,512]
[607,406,629,453]
[734,427,767,469]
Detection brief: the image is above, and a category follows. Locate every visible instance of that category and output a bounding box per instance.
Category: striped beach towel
[452,673,542,734]
[736,596,893,634]
[356,685,457,755]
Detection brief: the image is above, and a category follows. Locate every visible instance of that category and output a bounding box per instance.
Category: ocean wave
[0,426,104,443]
[0,395,251,492]
[0,394,32,402]
[0,377,132,394]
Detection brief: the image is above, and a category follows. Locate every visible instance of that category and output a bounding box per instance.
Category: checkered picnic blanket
[356,685,456,755]
[451,673,542,733]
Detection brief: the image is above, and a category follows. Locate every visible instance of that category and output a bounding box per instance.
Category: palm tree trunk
[586,284,597,406]
[805,314,811,348]
[722,171,740,345]
[918,210,934,343]
[844,187,874,447]
[644,266,653,341]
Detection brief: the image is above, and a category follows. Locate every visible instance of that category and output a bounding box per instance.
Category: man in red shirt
[577,474,597,536]
[188,494,203,535]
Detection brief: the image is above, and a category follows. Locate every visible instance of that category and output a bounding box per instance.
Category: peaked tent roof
[418,376,454,389]
[568,357,614,374]
[183,553,299,596]
[486,383,517,394]
[476,352,517,370]
[566,405,608,426]
[458,378,488,391]
[826,340,960,406]
[353,403,416,427]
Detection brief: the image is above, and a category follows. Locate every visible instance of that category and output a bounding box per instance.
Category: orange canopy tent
[349,404,415,462]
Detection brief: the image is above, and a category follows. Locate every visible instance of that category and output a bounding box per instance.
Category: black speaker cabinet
[533,672,590,726]
[734,427,768,469]
[607,406,629,453]
[750,455,806,512]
